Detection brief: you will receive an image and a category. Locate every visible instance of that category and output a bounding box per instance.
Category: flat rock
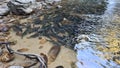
[0,3,10,16]
[7,0,42,15]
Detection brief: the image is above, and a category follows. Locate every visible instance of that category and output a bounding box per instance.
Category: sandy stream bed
[0,31,77,68]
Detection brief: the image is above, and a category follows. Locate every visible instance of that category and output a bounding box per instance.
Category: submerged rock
[0,3,10,16]
[0,51,15,62]
[7,0,62,15]
[0,24,9,32]
[7,0,42,15]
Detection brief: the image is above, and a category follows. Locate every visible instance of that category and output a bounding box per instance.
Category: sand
[2,31,77,68]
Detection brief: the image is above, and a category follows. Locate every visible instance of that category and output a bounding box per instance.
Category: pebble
[39,37,47,44]
[0,24,9,32]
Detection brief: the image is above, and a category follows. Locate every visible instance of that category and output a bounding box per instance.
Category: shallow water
[75,0,120,68]
[1,0,120,68]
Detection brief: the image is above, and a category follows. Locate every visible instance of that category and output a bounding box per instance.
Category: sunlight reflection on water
[74,34,120,68]
[75,0,120,68]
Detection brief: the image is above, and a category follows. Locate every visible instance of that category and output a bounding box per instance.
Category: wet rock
[39,37,47,44]
[76,35,90,43]
[48,46,61,64]
[0,3,10,16]
[8,66,24,68]
[0,51,15,62]
[7,0,42,15]
[0,24,9,32]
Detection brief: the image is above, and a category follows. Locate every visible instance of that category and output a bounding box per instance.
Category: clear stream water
[75,0,120,68]
[1,0,120,68]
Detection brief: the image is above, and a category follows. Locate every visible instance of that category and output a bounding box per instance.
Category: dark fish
[48,46,61,64]
[17,48,29,52]
[12,25,22,32]
[28,33,40,38]
[21,24,31,38]
[33,19,42,24]
[30,27,40,33]
[52,15,63,23]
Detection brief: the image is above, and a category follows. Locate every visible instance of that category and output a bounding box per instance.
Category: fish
[48,46,61,64]
[28,33,40,38]
[17,48,29,52]
[33,18,42,24]
[21,24,31,38]
[12,25,22,32]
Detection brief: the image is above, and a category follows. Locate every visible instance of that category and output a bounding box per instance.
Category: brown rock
[39,37,47,44]
[0,51,15,62]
